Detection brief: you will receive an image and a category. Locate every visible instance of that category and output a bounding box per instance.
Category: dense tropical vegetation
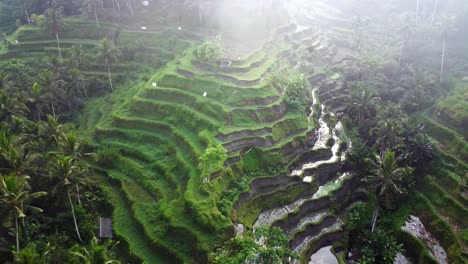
[0,0,466,263]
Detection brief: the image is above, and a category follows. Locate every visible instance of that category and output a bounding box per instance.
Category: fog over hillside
[0,0,466,263]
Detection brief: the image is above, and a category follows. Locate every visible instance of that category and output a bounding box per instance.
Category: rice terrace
[0,0,467,263]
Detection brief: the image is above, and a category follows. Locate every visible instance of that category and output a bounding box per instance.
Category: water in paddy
[402,215,448,264]
[394,253,411,264]
[308,246,338,264]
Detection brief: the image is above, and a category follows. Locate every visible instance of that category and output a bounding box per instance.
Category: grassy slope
[77,22,317,262]
[408,102,468,264]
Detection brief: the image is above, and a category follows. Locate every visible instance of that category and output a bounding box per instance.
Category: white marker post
[152,82,157,87]
[141,26,147,30]
[203,92,207,97]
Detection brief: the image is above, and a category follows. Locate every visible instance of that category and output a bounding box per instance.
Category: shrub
[284,72,310,113]
[30,14,47,28]
[193,36,222,63]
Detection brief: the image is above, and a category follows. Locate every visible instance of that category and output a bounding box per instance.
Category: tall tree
[437,15,456,83]
[351,16,369,54]
[69,45,89,71]
[48,155,87,243]
[98,38,121,92]
[81,0,103,26]
[346,85,379,127]
[364,150,413,232]
[22,0,34,25]
[0,175,46,251]
[398,14,414,65]
[431,0,440,25]
[69,236,121,264]
[46,2,65,63]
[56,132,95,205]
[370,104,404,158]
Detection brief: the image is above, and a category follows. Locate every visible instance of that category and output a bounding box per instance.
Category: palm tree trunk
[15,216,20,252]
[127,0,134,16]
[440,36,446,83]
[399,39,405,65]
[114,0,121,10]
[75,184,82,206]
[67,189,83,243]
[371,207,379,233]
[198,6,202,25]
[82,79,88,98]
[94,8,100,27]
[431,0,439,26]
[25,8,31,25]
[416,0,420,23]
[107,65,114,92]
[52,104,56,116]
[55,33,63,63]
[380,141,385,159]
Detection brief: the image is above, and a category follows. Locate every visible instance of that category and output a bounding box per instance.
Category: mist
[0,0,466,263]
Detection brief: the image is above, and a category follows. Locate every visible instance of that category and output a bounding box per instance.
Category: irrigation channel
[252,84,352,263]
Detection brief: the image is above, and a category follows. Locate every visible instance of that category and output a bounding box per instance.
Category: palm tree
[351,16,369,54]
[26,82,49,121]
[69,237,121,264]
[98,38,121,92]
[431,0,440,26]
[0,129,27,175]
[364,150,413,232]
[398,121,434,167]
[437,15,456,83]
[38,115,67,147]
[46,2,65,63]
[48,155,87,243]
[371,104,404,158]
[39,71,62,116]
[68,68,88,98]
[81,0,103,26]
[0,89,29,123]
[69,45,89,71]
[416,0,421,22]
[184,0,211,25]
[22,0,33,25]
[346,85,379,127]
[0,175,46,251]
[398,14,414,65]
[56,133,96,205]
[347,140,374,176]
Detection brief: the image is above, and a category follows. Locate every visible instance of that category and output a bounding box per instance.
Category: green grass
[99,174,177,264]
[418,114,468,160]
[435,82,468,130]
[407,112,468,264]
[71,16,323,262]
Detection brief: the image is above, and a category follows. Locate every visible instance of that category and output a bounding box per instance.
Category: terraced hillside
[408,99,468,263]
[0,17,192,86]
[53,2,467,263]
[79,18,353,262]
[229,2,370,263]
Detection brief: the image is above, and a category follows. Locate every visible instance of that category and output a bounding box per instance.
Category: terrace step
[143,87,229,118]
[100,174,178,263]
[110,114,205,154]
[131,96,222,129]
[95,126,198,180]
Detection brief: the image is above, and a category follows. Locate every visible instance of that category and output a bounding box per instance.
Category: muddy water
[394,253,411,264]
[402,215,448,264]
[309,246,338,264]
